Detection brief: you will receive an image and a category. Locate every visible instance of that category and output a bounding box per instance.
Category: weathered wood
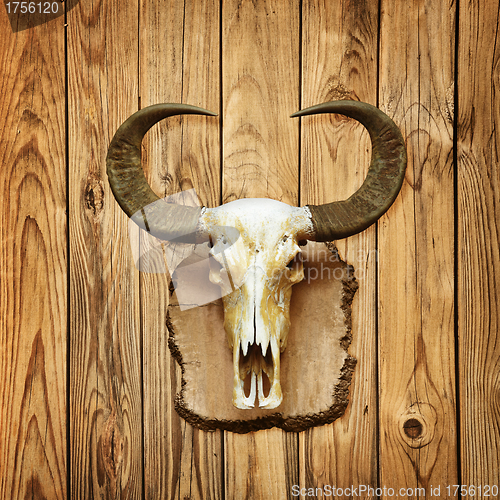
[3,1,500,496]
[458,1,500,490]
[68,0,143,497]
[222,0,300,496]
[222,0,300,206]
[0,11,67,500]
[225,429,298,500]
[378,0,457,492]
[299,0,380,493]
[139,0,222,497]
[168,242,357,432]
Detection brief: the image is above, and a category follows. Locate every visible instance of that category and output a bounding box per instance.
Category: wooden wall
[0,0,498,498]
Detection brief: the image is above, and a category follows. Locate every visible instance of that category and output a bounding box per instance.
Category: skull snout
[230,267,284,410]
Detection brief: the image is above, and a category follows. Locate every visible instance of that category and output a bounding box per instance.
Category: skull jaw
[232,337,283,410]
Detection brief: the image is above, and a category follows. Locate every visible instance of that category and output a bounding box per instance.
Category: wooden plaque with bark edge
[167,242,358,433]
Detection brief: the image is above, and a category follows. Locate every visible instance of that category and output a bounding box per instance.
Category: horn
[106,104,217,242]
[292,100,406,241]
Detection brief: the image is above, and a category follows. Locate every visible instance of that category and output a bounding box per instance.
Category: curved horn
[106,103,217,242]
[292,100,406,241]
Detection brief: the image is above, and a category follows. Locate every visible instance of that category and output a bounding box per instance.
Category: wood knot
[324,80,356,102]
[98,411,124,491]
[398,403,437,449]
[84,175,104,219]
[403,418,423,438]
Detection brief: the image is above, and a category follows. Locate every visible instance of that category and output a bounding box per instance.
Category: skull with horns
[106,100,406,410]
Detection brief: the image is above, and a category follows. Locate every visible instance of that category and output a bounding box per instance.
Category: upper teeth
[233,337,282,409]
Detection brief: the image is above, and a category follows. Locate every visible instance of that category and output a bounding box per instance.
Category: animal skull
[106,100,406,410]
[201,198,312,408]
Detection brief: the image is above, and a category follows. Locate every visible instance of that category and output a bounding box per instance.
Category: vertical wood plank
[378,0,457,493]
[68,0,143,497]
[222,0,300,497]
[139,0,222,498]
[222,0,300,205]
[458,1,500,490]
[0,11,67,500]
[225,431,298,499]
[299,0,379,493]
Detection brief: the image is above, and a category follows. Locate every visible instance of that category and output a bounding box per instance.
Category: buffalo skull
[106,101,406,409]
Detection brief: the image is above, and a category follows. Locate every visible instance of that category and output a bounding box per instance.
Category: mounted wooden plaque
[168,242,358,433]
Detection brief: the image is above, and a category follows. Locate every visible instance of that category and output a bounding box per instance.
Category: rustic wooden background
[1,0,499,498]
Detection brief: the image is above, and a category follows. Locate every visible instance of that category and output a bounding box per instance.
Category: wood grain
[2,1,500,497]
[222,0,300,205]
[0,10,67,500]
[458,1,500,491]
[68,0,143,497]
[222,0,300,497]
[139,0,222,498]
[225,430,298,499]
[299,0,380,494]
[378,0,457,493]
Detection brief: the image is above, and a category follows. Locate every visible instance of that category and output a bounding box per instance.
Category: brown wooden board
[458,0,500,490]
[299,0,380,493]
[168,242,357,432]
[68,0,143,497]
[139,0,222,498]
[0,10,67,500]
[378,0,457,492]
